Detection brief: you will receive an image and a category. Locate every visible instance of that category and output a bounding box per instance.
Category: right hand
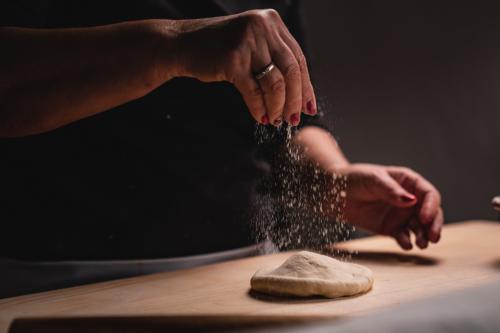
[171,9,317,126]
[336,164,444,250]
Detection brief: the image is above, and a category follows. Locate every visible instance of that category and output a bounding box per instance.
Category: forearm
[292,126,350,172]
[0,20,178,137]
[273,126,349,222]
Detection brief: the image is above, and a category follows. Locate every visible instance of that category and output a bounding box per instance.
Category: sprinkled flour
[252,122,354,260]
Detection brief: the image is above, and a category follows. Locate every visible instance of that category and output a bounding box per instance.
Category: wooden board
[1,220,500,332]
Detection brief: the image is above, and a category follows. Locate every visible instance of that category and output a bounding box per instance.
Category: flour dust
[251,122,355,261]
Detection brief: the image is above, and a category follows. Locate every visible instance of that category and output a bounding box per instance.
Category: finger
[252,37,285,126]
[394,229,413,251]
[387,167,441,226]
[419,185,441,226]
[409,218,428,249]
[257,65,286,126]
[234,76,268,124]
[231,46,267,124]
[428,207,444,243]
[374,171,417,208]
[279,30,316,116]
[270,42,302,126]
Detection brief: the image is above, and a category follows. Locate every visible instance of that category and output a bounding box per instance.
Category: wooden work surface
[1,220,500,332]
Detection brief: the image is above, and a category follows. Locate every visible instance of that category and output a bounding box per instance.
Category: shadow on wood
[331,249,440,266]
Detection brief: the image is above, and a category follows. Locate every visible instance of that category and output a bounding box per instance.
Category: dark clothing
[0,0,320,260]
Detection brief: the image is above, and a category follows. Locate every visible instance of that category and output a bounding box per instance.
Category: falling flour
[252,122,355,260]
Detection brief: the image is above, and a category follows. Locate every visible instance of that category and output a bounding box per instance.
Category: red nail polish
[273,118,282,126]
[261,115,269,125]
[307,100,317,115]
[290,113,300,126]
[401,194,416,202]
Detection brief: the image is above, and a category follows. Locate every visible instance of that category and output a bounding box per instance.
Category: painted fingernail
[418,238,428,249]
[401,194,416,202]
[273,118,282,126]
[307,100,317,115]
[290,113,300,126]
[261,115,269,125]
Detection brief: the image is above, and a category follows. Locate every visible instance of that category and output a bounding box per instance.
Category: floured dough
[251,251,373,298]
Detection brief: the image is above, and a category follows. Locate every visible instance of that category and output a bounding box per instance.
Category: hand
[337,164,444,250]
[172,9,316,126]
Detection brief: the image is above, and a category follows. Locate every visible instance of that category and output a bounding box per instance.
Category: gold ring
[255,63,275,80]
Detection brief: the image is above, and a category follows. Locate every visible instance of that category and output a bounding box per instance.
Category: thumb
[375,172,417,207]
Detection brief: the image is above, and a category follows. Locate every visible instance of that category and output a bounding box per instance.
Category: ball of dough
[251,251,373,298]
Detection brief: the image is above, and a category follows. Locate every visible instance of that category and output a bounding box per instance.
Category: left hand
[173,9,316,126]
[336,163,444,250]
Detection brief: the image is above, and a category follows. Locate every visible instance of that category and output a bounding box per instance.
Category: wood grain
[1,220,500,333]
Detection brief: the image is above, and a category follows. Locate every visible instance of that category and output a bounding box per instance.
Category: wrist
[148,19,184,82]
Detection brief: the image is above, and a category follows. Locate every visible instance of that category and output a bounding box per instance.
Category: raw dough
[251,251,373,298]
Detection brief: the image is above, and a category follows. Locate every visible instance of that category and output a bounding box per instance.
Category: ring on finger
[254,63,276,80]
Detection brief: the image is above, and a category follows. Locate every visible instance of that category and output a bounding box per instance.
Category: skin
[294,127,444,250]
[0,10,314,136]
[0,9,443,249]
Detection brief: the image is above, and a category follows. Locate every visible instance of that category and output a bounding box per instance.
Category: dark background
[300,0,500,222]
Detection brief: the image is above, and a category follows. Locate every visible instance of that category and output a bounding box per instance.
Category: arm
[0,21,179,136]
[0,9,317,138]
[293,125,444,250]
[292,126,349,171]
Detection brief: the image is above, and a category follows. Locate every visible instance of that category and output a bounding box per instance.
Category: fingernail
[261,115,269,125]
[290,113,300,126]
[430,227,441,242]
[401,194,416,202]
[307,100,317,115]
[403,243,413,251]
[418,239,428,249]
[273,118,282,126]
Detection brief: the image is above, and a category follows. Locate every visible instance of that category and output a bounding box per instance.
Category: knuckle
[269,77,286,94]
[393,165,417,177]
[265,8,280,19]
[237,14,261,37]
[283,62,300,78]
[399,166,414,174]
[297,52,307,68]
[399,166,418,176]
[246,9,281,25]
[247,10,268,24]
